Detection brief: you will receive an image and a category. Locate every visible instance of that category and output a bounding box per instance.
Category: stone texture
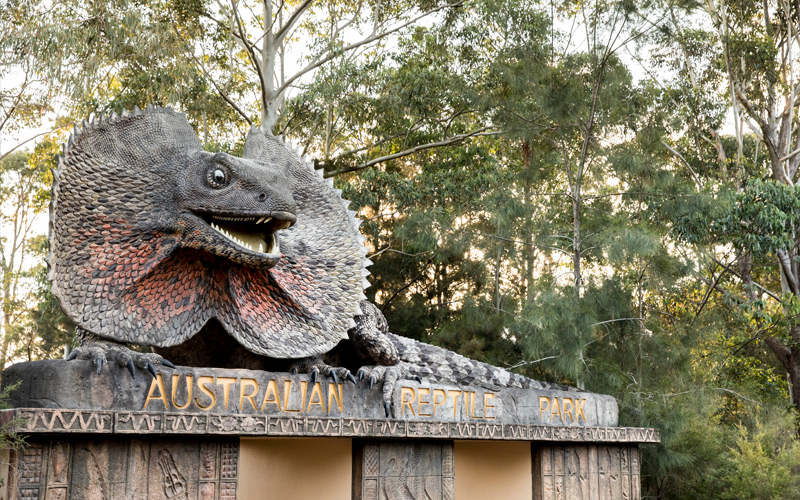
[354,441,455,500]
[50,107,369,360]
[2,407,661,443]
[533,445,641,500]
[3,361,619,427]
[0,436,238,500]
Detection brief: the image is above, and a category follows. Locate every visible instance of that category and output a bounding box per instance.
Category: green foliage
[720,414,800,500]
[0,381,26,454]
[714,180,800,256]
[5,0,800,497]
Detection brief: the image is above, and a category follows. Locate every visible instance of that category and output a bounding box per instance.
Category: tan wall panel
[455,441,532,500]
[239,438,352,500]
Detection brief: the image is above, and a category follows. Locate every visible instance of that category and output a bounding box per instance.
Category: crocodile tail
[387,333,574,391]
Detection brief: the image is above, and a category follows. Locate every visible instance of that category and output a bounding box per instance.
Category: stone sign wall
[2,361,619,428]
[0,360,659,500]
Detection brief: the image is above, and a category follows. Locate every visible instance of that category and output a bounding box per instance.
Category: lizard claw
[67,339,174,378]
[346,372,357,385]
[414,375,423,383]
[369,376,376,390]
[146,362,157,378]
[357,369,365,380]
[384,401,392,418]
[288,357,354,386]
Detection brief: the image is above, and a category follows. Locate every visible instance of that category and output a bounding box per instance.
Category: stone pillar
[3,436,239,500]
[353,441,455,500]
[533,445,640,500]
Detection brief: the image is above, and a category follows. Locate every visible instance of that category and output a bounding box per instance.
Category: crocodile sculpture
[51,106,568,415]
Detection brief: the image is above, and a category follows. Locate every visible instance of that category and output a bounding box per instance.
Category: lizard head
[50,106,370,358]
[177,151,297,269]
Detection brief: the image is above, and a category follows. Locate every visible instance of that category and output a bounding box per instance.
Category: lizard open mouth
[203,213,295,256]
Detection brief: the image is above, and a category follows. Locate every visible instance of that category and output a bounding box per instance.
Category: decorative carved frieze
[0,408,660,443]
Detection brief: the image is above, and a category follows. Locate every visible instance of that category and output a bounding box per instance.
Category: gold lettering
[448,390,462,417]
[539,396,551,421]
[282,380,302,412]
[195,376,216,410]
[417,388,432,417]
[576,398,587,423]
[306,382,325,413]
[261,380,281,411]
[470,391,477,418]
[401,387,416,416]
[144,374,168,410]
[563,398,574,423]
[239,378,259,411]
[432,389,446,417]
[300,381,308,412]
[216,377,237,411]
[327,382,343,414]
[170,374,193,410]
[484,393,496,420]
[551,397,561,422]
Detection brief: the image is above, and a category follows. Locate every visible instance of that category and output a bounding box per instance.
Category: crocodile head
[177,152,297,269]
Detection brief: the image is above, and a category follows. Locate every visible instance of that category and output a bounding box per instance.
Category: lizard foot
[357,363,422,417]
[288,357,357,386]
[67,340,175,378]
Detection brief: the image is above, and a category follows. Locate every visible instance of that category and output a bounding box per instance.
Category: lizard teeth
[211,219,276,255]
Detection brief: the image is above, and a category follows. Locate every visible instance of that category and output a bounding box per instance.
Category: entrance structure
[0,360,657,499]
[0,106,658,499]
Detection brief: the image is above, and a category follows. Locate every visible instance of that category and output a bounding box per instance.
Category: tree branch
[777,249,799,294]
[0,127,68,162]
[273,0,314,44]
[276,1,463,97]
[764,336,792,371]
[660,140,702,187]
[324,128,497,177]
[172,26,253,126]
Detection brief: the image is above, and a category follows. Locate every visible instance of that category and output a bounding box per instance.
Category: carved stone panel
[353,441,455,500]
[3,436,238,500]
[533,445,640,500]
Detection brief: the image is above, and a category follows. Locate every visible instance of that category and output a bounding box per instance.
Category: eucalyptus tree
[652,0,800,415]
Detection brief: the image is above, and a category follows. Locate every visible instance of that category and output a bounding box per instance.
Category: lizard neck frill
[49,107,370,358]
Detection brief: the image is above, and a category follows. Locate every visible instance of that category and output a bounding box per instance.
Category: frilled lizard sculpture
[52,106,566,416]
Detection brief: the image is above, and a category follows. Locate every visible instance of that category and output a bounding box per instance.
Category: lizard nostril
[258,193,267,202]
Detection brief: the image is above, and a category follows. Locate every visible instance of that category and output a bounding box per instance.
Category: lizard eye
[208,166,229,188]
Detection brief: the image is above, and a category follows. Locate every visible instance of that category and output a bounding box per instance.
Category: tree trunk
[572,184,581,292]
[522,141,534,299]
[765,332,800,411]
